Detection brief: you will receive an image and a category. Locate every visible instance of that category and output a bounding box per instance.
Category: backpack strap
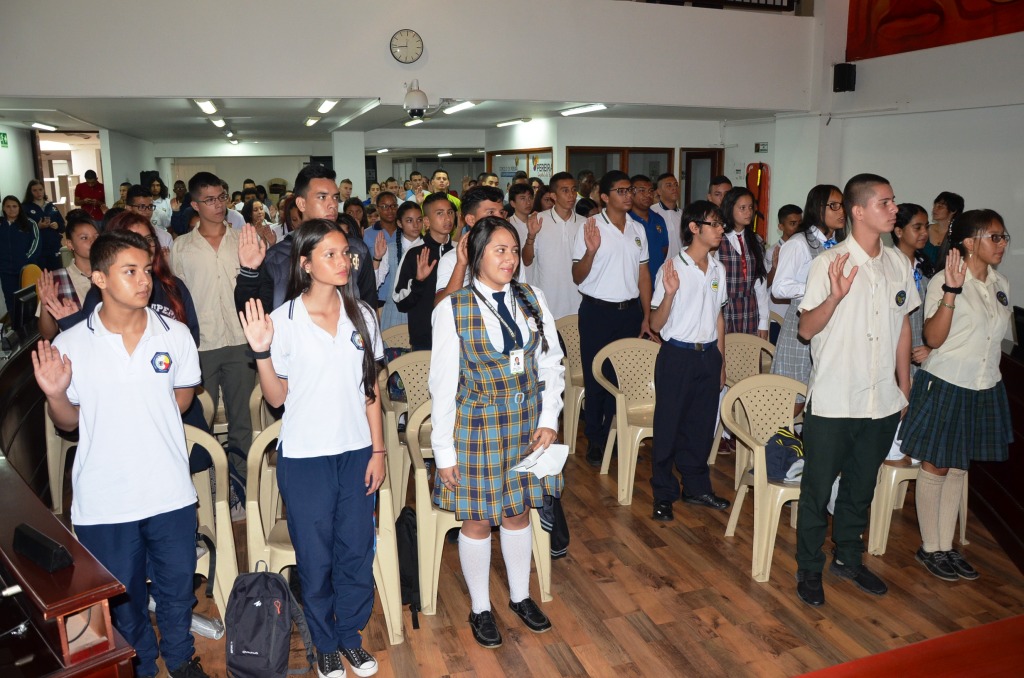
[286,584,316,674]
[196,532,216,599]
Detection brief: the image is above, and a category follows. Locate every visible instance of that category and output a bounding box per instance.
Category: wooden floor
[142,441,1024,677]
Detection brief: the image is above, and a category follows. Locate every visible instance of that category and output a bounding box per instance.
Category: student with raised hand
[649,201,730,520]
[239,218,386,678]
[719,186,770,339]
[794,174,917,608]
[34,229,208,678]
[901,209,1012,583]
[36,210,99,340]
[521,172,583,320]
[430,216,565,649]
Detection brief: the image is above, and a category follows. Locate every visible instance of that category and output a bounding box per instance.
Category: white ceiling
[0,97,785,145]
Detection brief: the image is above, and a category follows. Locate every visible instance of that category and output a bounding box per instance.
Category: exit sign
[755,142,769,153]
[0,132,7,148]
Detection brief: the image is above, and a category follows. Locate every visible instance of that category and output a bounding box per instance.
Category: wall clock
[391,29,423,64]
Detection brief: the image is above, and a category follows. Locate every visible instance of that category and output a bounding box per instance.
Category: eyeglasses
[976,233,1011,245]
[826,201,844,212]
[609,187,635,197]
[696,220,725,229]
[196,193,229,206]
[129,203,156,212]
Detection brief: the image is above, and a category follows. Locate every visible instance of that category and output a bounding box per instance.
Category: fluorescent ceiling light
[194,99,217,115]
[443,101,476,115]
[377,148,389,154]
[496,118,531,128]
[404,119,424,127]
[305,117,321,127]
[31,122,57,131]
[210,118,225,128]
[333,99,381,129]
[225,131,234,138]
[478,149,485,153]
[39,140,71,151]
[437,152,453,158]
[317,99,339,114]
[559,103,607,117]
[228,139,239,145]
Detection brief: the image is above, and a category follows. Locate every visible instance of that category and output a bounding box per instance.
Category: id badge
[509,348,525,375]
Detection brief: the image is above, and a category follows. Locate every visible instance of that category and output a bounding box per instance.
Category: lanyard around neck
[470,285,521,349]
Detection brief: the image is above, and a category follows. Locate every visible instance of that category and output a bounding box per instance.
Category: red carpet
[801,614,1024,677]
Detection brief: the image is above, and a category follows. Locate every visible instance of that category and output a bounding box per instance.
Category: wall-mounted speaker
[833,63,856,93]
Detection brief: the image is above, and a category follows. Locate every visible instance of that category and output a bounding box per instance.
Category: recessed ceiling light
[560,104,607,117]
[317,99,339,114]
[443,101,476,115]
[437,152,453,158]
[225,131,234,138]
[404,119,424,127]
[194,99,217,115]
[305,117,321,127]
[210,118,225,128]
[496,118,531,128]
[377,148,389,154]
[31,122,57,131]
[228,139,239,145]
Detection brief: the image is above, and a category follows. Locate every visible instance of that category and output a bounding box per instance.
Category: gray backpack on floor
[225,562,314,678]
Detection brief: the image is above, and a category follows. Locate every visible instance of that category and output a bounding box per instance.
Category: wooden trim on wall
[486,147,553,173]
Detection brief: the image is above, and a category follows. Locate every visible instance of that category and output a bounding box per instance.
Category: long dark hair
[287,219,378,401]
[950,209,1005,258]
[240,199,265,226]
[24,179,47,204]
[466,216,549,353]
[798,184,845,251]
[721,187,767,281]
[105,210,186,322]
[3,195,34,232]
[343,197,368,234]
[150,176,169,200]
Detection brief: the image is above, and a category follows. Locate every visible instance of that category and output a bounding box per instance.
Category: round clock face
[390,29,423,64]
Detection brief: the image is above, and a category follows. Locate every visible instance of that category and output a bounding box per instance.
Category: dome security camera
[404,80,428,119]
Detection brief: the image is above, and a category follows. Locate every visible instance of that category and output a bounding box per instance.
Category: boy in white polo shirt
[33,230,207,678]
[649,200,730,520]
[794,174,917,608]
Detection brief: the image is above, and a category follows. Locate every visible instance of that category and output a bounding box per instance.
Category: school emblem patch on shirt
[634,237,642,248]
[711,278,720,292]
[997,291,1009,306]
[350,331,365,351]
[895,290,907,307]
[151,352,172,373]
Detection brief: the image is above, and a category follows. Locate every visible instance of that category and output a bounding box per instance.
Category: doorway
[680,148,724,206]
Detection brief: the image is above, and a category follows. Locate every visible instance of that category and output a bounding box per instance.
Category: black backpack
[395,506,421,629]
[225,562,315,678]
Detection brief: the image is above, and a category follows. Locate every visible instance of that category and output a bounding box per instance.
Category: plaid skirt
[900,373,1013,469]
[434,390,563,525]
[724,290,760,336]
[770,300,811,384]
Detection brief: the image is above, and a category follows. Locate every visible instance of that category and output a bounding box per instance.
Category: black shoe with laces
[796,569,825,606]
[469,610,503,648]
[829,558,887,596]
[916,547,958,582]
[682,493,730,511]
[169,657,210,678]
[652,499,674,521]
[509,597,552,633]
[946,549,980,580]
[341,647,378,677]
[317,650,346,678]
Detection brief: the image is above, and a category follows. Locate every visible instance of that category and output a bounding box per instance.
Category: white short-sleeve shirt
[271,293,385,458]
[507,214,532,284]
[53,306,201,525]
[530,208,583,319]
[572,210,649,302]
[651,202,682,261]
[651,249,728,343]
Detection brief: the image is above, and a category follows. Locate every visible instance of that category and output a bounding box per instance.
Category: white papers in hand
[511,444,569,479]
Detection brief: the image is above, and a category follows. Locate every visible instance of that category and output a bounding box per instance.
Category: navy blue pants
[650,343,722,501]
[75,504,197,678]
[277,446,375,650]
[578,296,643,456]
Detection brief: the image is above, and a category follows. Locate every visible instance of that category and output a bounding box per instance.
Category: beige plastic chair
[379,350,432,517]
[710,333,776,477]
[867,463,968,556]
[44,411,75,515]
[591,338,659,506]
[555,315,585,455]
[381,324,411,350]
[244,420,404,645]
[195,388,215,429]
[184,425,239,619]
[721,375,805,583]
[405,401,551,615]
[248,383,282,532]
[769,310,786,331]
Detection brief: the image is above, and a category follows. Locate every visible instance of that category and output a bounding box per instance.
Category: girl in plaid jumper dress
[901,210,1012,582]
[718,187,769,338]
[430,217,565,648]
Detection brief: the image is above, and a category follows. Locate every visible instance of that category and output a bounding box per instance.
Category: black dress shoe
[829,558,888,596]
[796,569,825,606]
[508,598,552,633]
[682,493,730,510]
[652,499,674,521]
[469,610,502,648]
[585,439,605,467]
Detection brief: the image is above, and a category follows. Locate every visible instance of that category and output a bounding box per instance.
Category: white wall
[0,125,35,199]
[554,118,722,172]
[99,129,156,204]
[169,156,313,197]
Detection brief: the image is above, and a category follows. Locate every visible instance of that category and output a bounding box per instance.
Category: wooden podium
[0,458,134,678]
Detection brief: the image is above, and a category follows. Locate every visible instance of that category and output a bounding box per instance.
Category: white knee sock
[916,468,944,553]
[938,468,967,552]
[458,532,491,614]
[500,523,533,604]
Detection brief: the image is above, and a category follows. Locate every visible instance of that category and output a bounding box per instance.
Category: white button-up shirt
[531,208,584,319]
[651,249,728,343]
